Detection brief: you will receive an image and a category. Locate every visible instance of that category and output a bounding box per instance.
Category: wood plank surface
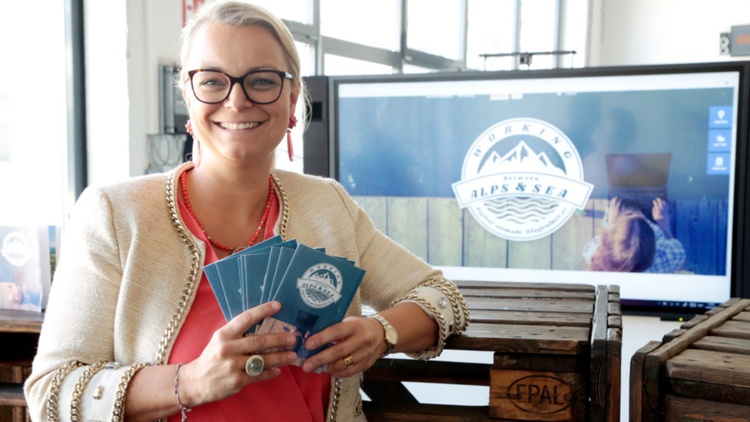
[465,297,594,314]
[629,341,662,422]
[0,383,25,407]
[467,309,592,327]
[456,279,594,293]
[462,210,507,267]
[665,348,750,388]
[664,395,750,422]
[550,201,601,271]
[459,287,594,300]
[387,197,429,260]
[508,236,552,269]
[589,285,609,422]
[449,323,589,353]
[364,359,489,386]
[709,319,750,339]
[641,298,750,421]
[691,335,750,354]
[607,327,622,422]
[0,310,43,334]
[362,401,492,422]
[426,198,463,266]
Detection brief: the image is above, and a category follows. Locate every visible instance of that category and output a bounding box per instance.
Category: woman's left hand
[300,316,385,377]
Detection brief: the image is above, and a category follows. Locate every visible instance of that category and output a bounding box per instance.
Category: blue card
[203,264,231,322]
[257,244,365,366]
[204,235,283,321]
[239,251,271,333]
[260,239,297,303]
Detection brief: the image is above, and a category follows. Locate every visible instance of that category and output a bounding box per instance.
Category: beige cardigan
[24,163,468,422]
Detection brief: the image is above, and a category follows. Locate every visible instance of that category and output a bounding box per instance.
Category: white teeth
[220,122,260,130]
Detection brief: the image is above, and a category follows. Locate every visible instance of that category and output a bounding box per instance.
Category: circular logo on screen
[296,263,343,309]
[451,118,593,241]
[1,231,32,267]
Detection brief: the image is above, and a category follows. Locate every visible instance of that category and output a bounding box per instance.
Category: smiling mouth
[218,122,261,130]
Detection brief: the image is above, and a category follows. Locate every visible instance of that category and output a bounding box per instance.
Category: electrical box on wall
[730,24,750,56]
[159,65,189,134]
[720,32,731,55]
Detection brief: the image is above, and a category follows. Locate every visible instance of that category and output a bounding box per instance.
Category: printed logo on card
[1,231,32,267]
[297,263,343,309]
[452,118,593,241]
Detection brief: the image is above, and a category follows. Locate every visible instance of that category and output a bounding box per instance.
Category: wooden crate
[630,298,750,421]
[363,280,622,421]
[0,309,43,422]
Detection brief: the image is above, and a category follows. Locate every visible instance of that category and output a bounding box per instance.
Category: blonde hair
[589,210,656,272]
[179,0,301,90]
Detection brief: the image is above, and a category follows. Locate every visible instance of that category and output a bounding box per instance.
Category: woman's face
[183,23,299,165]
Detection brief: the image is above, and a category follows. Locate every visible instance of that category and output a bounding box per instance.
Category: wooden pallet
[630,298,750,421]
[363,280,622,421]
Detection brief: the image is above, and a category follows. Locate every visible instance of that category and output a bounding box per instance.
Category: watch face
[385,326,398,344]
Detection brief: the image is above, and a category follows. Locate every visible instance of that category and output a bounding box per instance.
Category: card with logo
[257,243,365,365]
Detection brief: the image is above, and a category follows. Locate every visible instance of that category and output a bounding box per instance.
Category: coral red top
[168,191,330,421]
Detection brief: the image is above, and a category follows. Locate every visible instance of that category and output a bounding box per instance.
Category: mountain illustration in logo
[478,140,565,176]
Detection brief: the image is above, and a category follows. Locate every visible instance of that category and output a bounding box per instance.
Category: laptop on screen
[606,153,672,218]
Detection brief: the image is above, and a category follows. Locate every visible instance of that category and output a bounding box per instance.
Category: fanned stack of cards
[203,235,366,367]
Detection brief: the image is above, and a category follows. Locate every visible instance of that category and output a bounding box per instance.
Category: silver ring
[245,355,265,377]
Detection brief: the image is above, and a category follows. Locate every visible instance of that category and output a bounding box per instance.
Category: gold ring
[245,355,265,377]
[343,355,355,369]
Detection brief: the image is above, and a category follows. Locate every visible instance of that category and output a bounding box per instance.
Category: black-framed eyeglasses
[187,69,293,105]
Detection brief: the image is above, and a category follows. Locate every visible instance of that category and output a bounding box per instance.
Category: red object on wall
[183,0,207,27]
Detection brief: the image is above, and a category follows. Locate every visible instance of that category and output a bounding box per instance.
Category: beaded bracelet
[174,363,191,421]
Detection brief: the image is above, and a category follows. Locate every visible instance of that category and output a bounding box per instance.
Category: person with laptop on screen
[584,196,686,273]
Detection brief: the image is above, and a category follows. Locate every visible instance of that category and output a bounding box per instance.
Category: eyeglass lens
[191,70,286,104]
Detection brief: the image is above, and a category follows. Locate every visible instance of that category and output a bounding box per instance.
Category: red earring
[185,120,195,137]
[185,120,200,166]
[287,115,298,161]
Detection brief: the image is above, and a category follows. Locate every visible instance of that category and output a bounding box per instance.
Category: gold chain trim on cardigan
[155,166,203,365]
[46,360,84,421]
[390,276,470,357]
[422,277,470,334]
[111,363,150,422]
[270,173,289,238]
[327,378,343,422]
[399,293,450,353]
[70,360,107,421]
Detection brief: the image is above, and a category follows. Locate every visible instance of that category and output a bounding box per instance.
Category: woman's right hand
[178,301,298,407]
[606,197,624,225]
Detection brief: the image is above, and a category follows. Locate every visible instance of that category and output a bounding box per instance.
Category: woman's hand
[606,196,624,225]
[300,316,385,377]
[652,197,674,238]
[179,301,298,407]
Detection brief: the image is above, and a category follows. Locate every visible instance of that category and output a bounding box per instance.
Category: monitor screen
[325,62,749,318]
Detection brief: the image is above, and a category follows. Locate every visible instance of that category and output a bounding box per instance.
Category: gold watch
[370,314,398,356]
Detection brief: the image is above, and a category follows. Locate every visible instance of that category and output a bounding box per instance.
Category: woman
[584,196,685,273]
[24,1,469,421]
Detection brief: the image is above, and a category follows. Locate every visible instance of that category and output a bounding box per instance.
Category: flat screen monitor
[312,62,750,319]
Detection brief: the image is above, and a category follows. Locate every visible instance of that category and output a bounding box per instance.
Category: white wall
[589,0,750,66]
[86,0,182,186]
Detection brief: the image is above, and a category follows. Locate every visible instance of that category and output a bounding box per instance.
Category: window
[466,0,517,70]
[0,1,67,226]
[407,0,463,60]
[517,0,557,69]
[321,0,401,51]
